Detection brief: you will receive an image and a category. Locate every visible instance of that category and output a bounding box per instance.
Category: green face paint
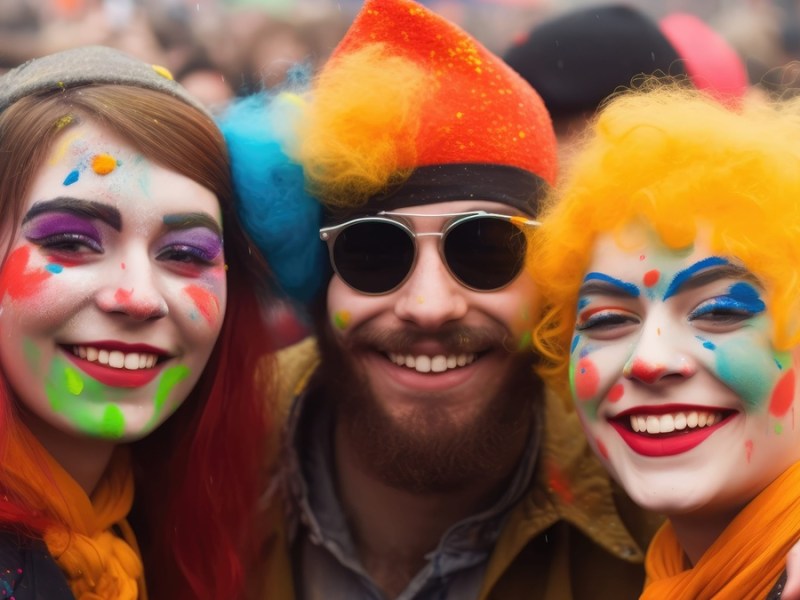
[42,355,191,440]
[333,310,351,330]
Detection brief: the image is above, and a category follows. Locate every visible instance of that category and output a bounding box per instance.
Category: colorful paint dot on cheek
[145,365,191,430]
[769,369,795,418]
[333,310,351,330]
[639,255,646,261]
[64,367,84,395]
[606,383,624,402]
[573,358,600,402]
[775,422,784,435]
[643,270,660,287]
[45,263,64,274]
[63,170,80,186]
[0,246,51,301]
[183,284,220,326]
[91,153,118,175]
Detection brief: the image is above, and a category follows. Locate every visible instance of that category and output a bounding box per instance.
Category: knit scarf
[643,460,800,600]
[2,426,146,600]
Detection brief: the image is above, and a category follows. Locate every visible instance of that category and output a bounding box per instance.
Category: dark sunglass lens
[444,218,527,290]
[332,221,414,293]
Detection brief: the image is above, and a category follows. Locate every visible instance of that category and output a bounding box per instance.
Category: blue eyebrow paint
[582,272,641,298]
[663,256,729,300]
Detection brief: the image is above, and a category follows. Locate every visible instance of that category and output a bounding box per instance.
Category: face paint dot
[573,357,600,401]
[120,263,126,270]
[416,296,425,304]
[517,330,532,350]
[745,440,753,463]
[100,404,125,439]
[639,255,645,261]
[92,153,117,175]
[333,310,351,330]
[703,341,716,350]
[775,422,784,435]
[769,369,795,418]
[595,438,609,460]
[64,367,84,395]
[643,269,660,287]
[657,328,661,336]
[114,288,133,304]
[63,170,79,186]
[45,264,63,274]
[607,383,624,402]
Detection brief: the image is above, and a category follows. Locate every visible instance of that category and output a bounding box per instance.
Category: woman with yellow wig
[533,85,800,599]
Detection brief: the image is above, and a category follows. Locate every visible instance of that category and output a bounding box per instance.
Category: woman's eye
[157,245,216,266]
[31,233,102,254]
[576,311,639,333]
[689,302,755,327]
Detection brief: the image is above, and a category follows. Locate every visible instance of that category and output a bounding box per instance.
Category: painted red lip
[608,406,737,457]
[64,352,164,389]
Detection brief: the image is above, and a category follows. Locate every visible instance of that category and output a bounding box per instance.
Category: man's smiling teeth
[630,411,723,434]
[71,346,158,370]
[388,352,476,373]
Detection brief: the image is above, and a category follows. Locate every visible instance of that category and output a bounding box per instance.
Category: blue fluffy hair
[218,89,326,304]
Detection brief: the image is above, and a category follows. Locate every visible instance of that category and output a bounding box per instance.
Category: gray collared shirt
[284,380,541,600]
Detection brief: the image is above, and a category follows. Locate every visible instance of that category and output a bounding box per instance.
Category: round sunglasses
[319,211,540,295]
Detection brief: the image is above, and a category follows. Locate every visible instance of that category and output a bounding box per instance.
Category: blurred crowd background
[2,0,800,113]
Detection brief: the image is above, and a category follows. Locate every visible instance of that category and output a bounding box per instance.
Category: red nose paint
[627,359,666,384]
[114,288,133,304]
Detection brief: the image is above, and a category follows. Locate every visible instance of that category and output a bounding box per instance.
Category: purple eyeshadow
[24,212,102,242]
[159,228,222,262]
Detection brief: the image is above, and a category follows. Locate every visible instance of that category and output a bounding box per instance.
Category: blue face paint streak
[578,297,590,310]
[63,170,79,186]
[582,272,641,298]
[571,335,580,354]
[695,335,716,350]
[45,264,63,274]
[663,256,730,300]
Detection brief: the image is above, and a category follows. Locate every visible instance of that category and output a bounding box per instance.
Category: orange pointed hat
[294,0,557,218]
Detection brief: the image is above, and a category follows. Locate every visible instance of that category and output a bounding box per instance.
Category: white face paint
[571,224,800,517]
[0,120,226,442]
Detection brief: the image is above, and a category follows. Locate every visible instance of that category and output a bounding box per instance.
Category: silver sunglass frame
[319,210,540,295]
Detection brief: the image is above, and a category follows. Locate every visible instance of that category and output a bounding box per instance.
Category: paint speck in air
[333,310,351,330]
[92,153,117,175]
[63,170,79,186]
[45,264,63,274]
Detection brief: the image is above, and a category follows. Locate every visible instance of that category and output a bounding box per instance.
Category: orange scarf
[2,426,147,600]
[643,460,800,600]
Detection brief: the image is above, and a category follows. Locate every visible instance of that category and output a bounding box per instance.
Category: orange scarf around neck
[643,460,800,600]
[2,426,147,600]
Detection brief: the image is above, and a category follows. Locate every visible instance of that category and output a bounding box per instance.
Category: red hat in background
[660,13,748,102]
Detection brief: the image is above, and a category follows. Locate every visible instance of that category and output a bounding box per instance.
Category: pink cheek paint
[606,383,624,402]
[573,357,600,401]
[0,246,51,301]
[184,284,220,326]
[769,369,796,418]
[745,440,753,463]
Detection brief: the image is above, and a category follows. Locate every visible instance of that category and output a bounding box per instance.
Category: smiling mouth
[66,345,163,371]
[386,352,478,373]
[609,406,737,457]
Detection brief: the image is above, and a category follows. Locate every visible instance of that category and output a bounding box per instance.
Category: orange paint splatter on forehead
[184,285,220,325]
[0,246,51,301]
[92,153,117,175]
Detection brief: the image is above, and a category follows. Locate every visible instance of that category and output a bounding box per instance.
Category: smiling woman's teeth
[630,411,723,434]
[71,346,158,370]
[388,352,476,373]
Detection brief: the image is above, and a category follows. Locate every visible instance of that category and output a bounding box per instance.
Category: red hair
[0,86,275,599]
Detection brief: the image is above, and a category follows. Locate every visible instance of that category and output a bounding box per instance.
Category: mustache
[342,322,512,353]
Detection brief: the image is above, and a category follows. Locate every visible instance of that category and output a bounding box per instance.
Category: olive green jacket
[252,338,662,599]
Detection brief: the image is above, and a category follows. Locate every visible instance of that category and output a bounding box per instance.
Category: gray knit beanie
[0,45,209,116]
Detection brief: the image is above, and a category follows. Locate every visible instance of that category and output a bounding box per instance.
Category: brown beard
[315,315,543,494]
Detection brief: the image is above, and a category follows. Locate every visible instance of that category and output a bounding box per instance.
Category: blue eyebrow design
[581,272,641,298]
[663,256,729,300]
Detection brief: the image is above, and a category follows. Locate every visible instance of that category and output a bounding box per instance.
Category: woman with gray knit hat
[0,46,275,599]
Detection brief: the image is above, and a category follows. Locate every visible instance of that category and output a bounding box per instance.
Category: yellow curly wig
[532,84,800,400]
